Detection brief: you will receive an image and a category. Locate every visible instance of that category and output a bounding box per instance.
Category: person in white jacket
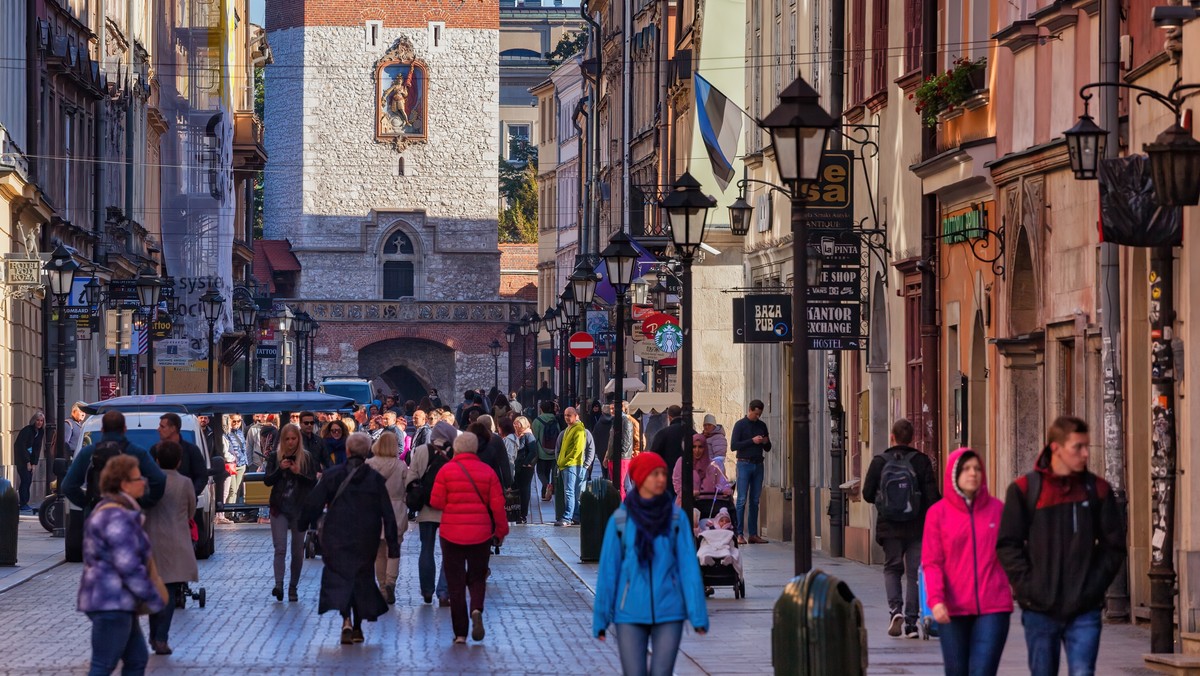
[367,431,409,605]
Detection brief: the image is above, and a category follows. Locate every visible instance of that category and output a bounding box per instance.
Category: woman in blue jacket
[594,452,709,676]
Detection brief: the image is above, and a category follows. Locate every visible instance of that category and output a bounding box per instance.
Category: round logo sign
[654,323,684,353]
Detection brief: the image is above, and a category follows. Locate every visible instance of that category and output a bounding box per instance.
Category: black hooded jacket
[995,446,1126,621]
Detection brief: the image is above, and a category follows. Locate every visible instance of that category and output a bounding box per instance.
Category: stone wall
[263,24,501,301]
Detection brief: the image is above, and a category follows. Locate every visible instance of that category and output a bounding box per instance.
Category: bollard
[554,471,566,523]
[578,479,621,562]
[65,505,84,563]
[771,569,867,676]
[0,481,19,566]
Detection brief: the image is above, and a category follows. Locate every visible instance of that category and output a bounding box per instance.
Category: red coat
[429,453,511,546]
[921,447,1013,617]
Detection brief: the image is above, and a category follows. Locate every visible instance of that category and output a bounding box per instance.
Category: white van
[76,412,218,558]
[319,377,373,408]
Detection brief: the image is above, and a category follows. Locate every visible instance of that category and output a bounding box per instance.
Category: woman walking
[922,447,1013,676]
[320,419,349,469]
[13,411,45,512]
[594,452,709,676]
[77,455,166,676]
[429,433,510,644]
[264,424,317,602]
[301,432,399,644]
[512,417,538,523]
[366,431,408,605]
[143,442,198,655]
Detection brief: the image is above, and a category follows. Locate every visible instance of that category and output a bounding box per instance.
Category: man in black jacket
[862,418,939,639]
[996,416,1125,675]
[151,413,209,497]
[648,406,690,501]
[730,400,773,544]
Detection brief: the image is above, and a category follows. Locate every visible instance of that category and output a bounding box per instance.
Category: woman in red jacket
[429,432,511,645]
[922,447,1013,676]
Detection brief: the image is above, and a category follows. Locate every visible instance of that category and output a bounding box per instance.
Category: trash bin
[65,504,85,563]
[579,479,621,562]
[0,480,18,566]
[772,569,867,676]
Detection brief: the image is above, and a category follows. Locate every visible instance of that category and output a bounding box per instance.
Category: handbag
[136,555,170,616]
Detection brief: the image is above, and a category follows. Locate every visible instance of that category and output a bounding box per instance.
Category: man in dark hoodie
[730,400,774,544]
[648,406,691,501]
[996,416,1125,676]
[862,418,939,639]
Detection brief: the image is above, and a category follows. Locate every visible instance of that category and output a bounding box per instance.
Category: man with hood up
[996,416,1125,676]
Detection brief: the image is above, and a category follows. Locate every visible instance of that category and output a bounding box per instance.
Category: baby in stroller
[696,507,742,577]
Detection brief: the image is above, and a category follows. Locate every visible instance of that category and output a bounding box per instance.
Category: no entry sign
[569,332,595,359]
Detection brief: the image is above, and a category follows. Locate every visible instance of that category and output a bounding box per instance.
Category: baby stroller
[694,495,746,599]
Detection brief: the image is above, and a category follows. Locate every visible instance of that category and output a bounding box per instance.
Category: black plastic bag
[1099,155,1182,247]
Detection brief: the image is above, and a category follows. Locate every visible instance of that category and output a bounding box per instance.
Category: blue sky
[250,0,263,24]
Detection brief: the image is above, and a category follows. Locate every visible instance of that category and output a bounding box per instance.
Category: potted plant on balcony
[909,56,987,128]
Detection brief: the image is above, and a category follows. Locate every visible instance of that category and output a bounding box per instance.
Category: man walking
[554,407,594,527]
[298,411,326,471]
[997,416,1126,675]
[730,400,773,544]
[152,413,209,496]
[862,419,939,639]
[648,405,690,499]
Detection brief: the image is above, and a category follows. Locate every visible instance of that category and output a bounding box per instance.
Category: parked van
[319,377,373,408]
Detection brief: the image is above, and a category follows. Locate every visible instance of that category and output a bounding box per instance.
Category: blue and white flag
[694,73,743,190]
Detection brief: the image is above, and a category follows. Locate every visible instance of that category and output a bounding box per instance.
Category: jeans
[16,463,31,508]
[86,610,148,676]
[514,465,535,520]
[147,583,181,645]
[418,521,447,599]
[734,461,764,537]
[881,536,921,625]
[614,621,685,676]
[440,538,492,638]
[939,612,1011,676]
[1021,608,1103,676]
[560,465,585,522]
[270,512,304,589]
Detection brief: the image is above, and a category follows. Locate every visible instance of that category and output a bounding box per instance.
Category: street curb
[0,556,67,595]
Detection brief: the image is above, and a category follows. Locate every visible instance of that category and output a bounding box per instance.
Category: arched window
[381,229,417,298]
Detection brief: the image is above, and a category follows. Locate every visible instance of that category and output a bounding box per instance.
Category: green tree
[253,67,265,239]
[547,31,588,66]
[499,141,538,243]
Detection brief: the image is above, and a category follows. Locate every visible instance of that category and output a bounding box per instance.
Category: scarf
[624,490,674,564]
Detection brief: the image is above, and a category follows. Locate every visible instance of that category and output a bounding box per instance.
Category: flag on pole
[694,73,743,191]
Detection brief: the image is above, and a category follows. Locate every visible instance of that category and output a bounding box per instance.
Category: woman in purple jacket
[922,447,1013,676]
[78,455,166,676]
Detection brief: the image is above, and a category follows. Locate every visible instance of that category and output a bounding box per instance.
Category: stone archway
[357,338,456,403]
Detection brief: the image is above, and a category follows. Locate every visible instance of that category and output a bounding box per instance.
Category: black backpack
[537,416,561,455]
[875,449,922,521]
[85,439,129,506]
[404,444,453,511]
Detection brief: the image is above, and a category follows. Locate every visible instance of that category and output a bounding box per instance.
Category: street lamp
[505,325,517,395]
[136,266,164,395]
[1063,110,1108,181]
[236,299,258,392]
[727,194,754,237]
[521,313,536,406]
[294,310,311,392]
[489,338,502,393]
[200,288,224,394]
[560,285,580,401]
[45,245,78,496]
[602,229,639,494]
[307,320,319,388]
[662,171,717,523]
[1145,123,1200,207]
[761,74,836,576]
[278,306,294,391]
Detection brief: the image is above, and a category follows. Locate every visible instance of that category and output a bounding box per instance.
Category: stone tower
[263,1,526,400]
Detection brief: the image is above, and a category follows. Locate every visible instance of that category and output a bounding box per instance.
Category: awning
[83,391,356,415]
[604,377,647,395]
[627,392,680,413]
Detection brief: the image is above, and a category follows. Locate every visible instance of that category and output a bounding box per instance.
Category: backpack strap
[1023,471,1042,521]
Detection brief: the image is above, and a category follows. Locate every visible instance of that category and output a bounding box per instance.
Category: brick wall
[267,0,499,32]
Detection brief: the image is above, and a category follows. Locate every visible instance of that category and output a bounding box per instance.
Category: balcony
[233,112,267,173]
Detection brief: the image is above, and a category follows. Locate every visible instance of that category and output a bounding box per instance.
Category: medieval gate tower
[263,1,529,400]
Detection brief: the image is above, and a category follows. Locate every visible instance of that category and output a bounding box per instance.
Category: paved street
[0,506,1161,675]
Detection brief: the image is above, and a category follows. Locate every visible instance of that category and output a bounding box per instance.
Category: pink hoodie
[921,447,1013,617]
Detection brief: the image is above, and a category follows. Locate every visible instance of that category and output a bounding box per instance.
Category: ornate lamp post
[520,313,535,407]
[307,320,319,388]
[236,299,257,392]
[762,75,835,576]
[505,325,518,395]
[489,338,502,393]
[45,246,78,489]
[136,266,163,394]
[560,285,579,403]
[200,288,225,394]
[570,261,601,402]
[662,172,716,523]
[601,230,639,492]
[294,311,311,391]
[278,306,294,391]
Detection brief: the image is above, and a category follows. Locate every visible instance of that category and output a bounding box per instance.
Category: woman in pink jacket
[922,447,1013,676]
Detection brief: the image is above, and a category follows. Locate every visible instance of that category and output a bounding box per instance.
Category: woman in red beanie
[593,452,709,676]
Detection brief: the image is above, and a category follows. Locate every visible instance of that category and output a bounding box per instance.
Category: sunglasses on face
[302,420,315,425]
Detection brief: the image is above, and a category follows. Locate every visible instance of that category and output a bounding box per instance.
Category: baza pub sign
[732,294,792,343]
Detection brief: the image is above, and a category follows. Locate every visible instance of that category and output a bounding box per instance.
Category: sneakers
[554,520,570,527]
[887,613,903,637]
[903,624,919,639]
[470,609,485,641]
